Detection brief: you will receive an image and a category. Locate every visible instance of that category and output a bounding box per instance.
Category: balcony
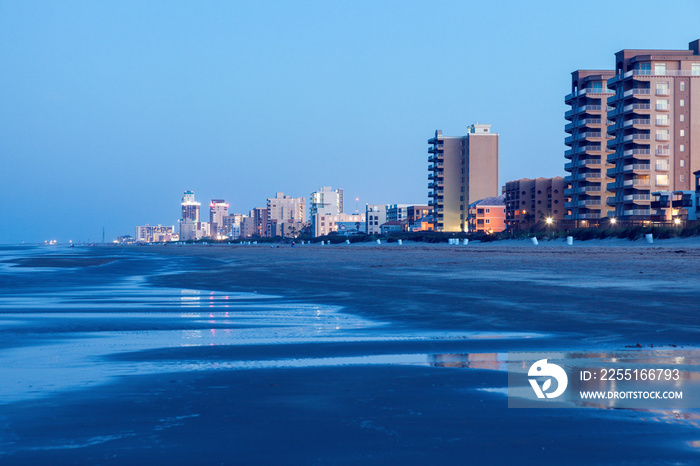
[656,148,670,156]
[623,209,651,216]
[623,133,650,142]
[623,88,651,98]
[622,164,651,173]
[656,88,670,96]
[622,103,651,113]
[655,163,670,171]
[656,104,670,111]
[656,118,670,126]
[428,144,444,153]
[623,194,651,202]
[672,199,694,208]
[622,149,651,158]
[622,118,651,127]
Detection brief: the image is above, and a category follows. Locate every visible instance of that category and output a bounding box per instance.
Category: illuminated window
[680,82,686,91]
[680,129,685,137]
[680,99,685,107]
[680,145,685,152]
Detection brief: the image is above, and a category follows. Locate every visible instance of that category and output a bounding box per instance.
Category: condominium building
[503,177,566,231]
[135,224,176,243]
[564,70,616,225]
[267,193,306,237]
[386,204,411,222]
[365,204,387,235]
[310,187,343,237]
[467,196,506,234]
[606,40,700,221]
[428,124,499,232]
[181,191,200,222]
[313,213,365,237]
[209,199,229,237]
[222,213,245,239]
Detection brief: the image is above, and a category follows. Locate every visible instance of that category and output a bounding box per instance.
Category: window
[680,82,686,91]
[656,114,669,125]
[656,99,669,110]
[485,208,490,213]
[655,129,669,140]
[680,129,685,137]
[680,160,685,167]
[638,63,651,74]
[656,160,669,170]
[486,219,490,224]
[680,114,685,122]
[654,63,667,75]
[693,64,700,75]
[656,82,669,94]
[680,175,685,183]
[656,174,669,186]
[680,99,685,107]
[680,145,685,152]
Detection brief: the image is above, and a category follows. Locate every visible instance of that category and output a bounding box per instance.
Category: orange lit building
[467,196,506,233]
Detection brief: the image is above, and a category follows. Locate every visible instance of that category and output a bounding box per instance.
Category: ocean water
[0,245,541,405]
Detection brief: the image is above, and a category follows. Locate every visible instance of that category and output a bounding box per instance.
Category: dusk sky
[2,1,699,244]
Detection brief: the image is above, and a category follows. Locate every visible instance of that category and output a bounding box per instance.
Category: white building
[135,224,176,243]
[365,204,387,235]
[209,200,229,237]
[267,192,306,237]
[313,213,365,237]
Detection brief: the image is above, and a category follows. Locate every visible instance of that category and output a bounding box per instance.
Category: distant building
[428,124,499,232]
[181,191,200,222]
[386,204,411,222]
[380,220,404,235]
[178,221,210,241]
[336,221,366,236]
[135,224,176,243]
[313,213,365,237]
[504,177,566,231]
[246,208,268,238]
[468,196,506,233]
[267,192,306,237]
[407,205,431,223]
[222,213,245,239]
[116,235,135,244]
[365,204,387,235]
[209,199,229,237]
[310,187,344,237]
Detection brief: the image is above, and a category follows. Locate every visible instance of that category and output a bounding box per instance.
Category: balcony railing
[623,209,652,216]
[623,88,651,97]
[622,118,651,127]
[656,149,670,156]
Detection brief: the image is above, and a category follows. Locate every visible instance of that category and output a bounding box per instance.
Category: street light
[545,217,553,225]
[674,218,681,226]
[610,218,617,225]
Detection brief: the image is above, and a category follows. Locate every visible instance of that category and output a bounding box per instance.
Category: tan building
[564,70,616,225]
[606,40,700,221]
[313,213,365,237]
[504,177,566,231]
[428,124,499,232]
[267,192,306,237]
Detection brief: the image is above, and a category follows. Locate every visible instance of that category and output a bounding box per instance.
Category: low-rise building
[468,196,506,233]
[313,213,365,237]
[365,204,387,235]
[135,224,176,243]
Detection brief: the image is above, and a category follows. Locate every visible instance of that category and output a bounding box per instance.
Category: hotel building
[467,196,506,233]
[209,199,229,237]
[365,204,387,235]
[428,124,499,232]
[310,187,343,237]
[606,40,700,221]
[267,193,306,237]
[564,70,616,225]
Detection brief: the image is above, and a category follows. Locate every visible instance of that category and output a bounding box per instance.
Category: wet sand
[1,242,700,464]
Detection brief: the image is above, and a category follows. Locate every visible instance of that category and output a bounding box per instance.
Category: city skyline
[3,1,700,243]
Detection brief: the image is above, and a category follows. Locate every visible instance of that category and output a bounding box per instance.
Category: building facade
[181,191,200,222]
[365,204,387,235]
[209,199,229,237]
[467,196,506,233]
[606,40,700,221]
[135,225,176,243]
[504,177,566,231]
[428,124,499,232]
[267,192,306,237]
[310,187,344,237]
[564,70,616,225]
[313,213,365,237]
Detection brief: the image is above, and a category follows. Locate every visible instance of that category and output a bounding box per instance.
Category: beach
[1,241,700,464]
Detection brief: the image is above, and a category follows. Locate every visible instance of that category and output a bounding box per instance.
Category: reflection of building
[468,196,506,233]
[267,193,306,237]
[428,124,499,232]
[606,40,700,221]
[313,213,364,237]
[135,224,176,243]
[564,70,616,226]
[504,177,566,231]
[209,200,229,237]
[365,204,387,235]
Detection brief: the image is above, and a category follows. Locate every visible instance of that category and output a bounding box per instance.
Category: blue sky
[1,0,699,243]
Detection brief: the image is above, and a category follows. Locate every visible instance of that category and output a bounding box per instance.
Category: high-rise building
[310,187,344,236]
[179,191,207,241]
[209,199,229,237]
[247,208,268,238]
[222,213,245,239]
[503,177,566,231]
[564,70,616,226]
[267,192,306,237]
[606,40,700,221]
[181,191,200,222]
[428,124,499,232]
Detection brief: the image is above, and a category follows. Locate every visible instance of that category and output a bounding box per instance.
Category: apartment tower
[606,40,700,221]
[564,70,616,225]
[428,124,499,232]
